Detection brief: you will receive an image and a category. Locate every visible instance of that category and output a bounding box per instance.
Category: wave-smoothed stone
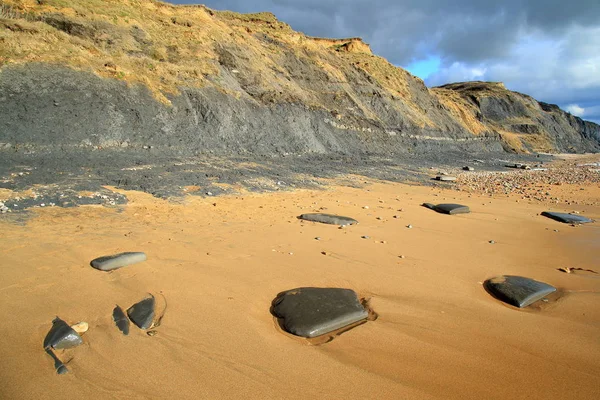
[272,287,368,338]
[541,211,593,224]
[127,295,155,330]
[113,305,130,335]
[298,213,358,226]
[422,203,470,215]
[484,275,556,308]
[43,317,83,350]
[436,176,456,181]
[90,252,147,271]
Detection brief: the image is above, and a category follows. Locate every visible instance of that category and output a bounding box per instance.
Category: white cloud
[564,104,585,116]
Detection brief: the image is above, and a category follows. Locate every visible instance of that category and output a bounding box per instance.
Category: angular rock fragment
[127,295,155,330]
[484,275,556,308]
[541,211,593,224]
[43,317,83,375]
[112,305,130,335]
[422,203,470,215]
[43,317,83,350]
[298,213,358,226]
[90,252,147,271]
[436,176,456,181]
[272,287,369,338]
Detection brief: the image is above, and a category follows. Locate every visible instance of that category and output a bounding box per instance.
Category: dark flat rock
[90,252,147,271]
[541,211,593,224]
[484,275,556,308]
[422,203,470,215]
[112,305,130,335]
[43,317,83,350]
[127,295,155,330]
[272,287,369,338]
[298,213,358,226]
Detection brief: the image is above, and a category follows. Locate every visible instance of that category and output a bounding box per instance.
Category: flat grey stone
[423,203,470,215]
[541,211,593,224]
[112,305,130,335]
[272,287,369,338]
[90,252,147,271]
[127,295,155,330]
[436,176,457,181]
[298,213,358,226]
[43,317,83,350]
[484,275,556,308]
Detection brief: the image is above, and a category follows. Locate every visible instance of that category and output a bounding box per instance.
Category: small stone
[363,206,369,209]
[361,235,370,239]
[70,322,89,334]
[380,240,387,244]
[315,237,321,241]
[489,240,495,244]
[436,176,457,182]
[399,255,405,259]
[321,251,328,256]
[206,192,213,196]
[406,224,413,229]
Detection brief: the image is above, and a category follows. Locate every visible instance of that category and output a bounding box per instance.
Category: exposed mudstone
[541,211,593,224]
[298,213,358,226]
[127,295,155,330]
[90,252,147,271]
[484,275,556,308]
[422,203,470,215]
[271,287,369,338]
[112,305,130,335]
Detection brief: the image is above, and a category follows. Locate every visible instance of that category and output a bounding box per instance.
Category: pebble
[363,206,369,209]
[70,321,89,334]
[406,224,413,229]
[399,255,405,259]
[489,240,495,244]
[361,235,370,239]
[315,237,321,241]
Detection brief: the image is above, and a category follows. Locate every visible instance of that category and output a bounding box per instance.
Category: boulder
[484,275,556,308]
[127,295,155,330]
[298,213,358,226]
[422,203,470,215]
[90,252,147,271]
[272,287,368,338]
[541,211,593,224]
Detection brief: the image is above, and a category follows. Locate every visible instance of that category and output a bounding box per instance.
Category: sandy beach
[1,168,599,399]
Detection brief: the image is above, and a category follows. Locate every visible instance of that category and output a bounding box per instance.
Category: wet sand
[0,177,599,399]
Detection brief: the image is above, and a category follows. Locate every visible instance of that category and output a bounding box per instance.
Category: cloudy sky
[171,1,600,123]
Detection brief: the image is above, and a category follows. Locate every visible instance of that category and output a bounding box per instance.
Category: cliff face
[0,0,598,156]
[433,82,600,153]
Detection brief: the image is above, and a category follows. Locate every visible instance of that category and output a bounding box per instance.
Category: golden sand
[0,179,599,399]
